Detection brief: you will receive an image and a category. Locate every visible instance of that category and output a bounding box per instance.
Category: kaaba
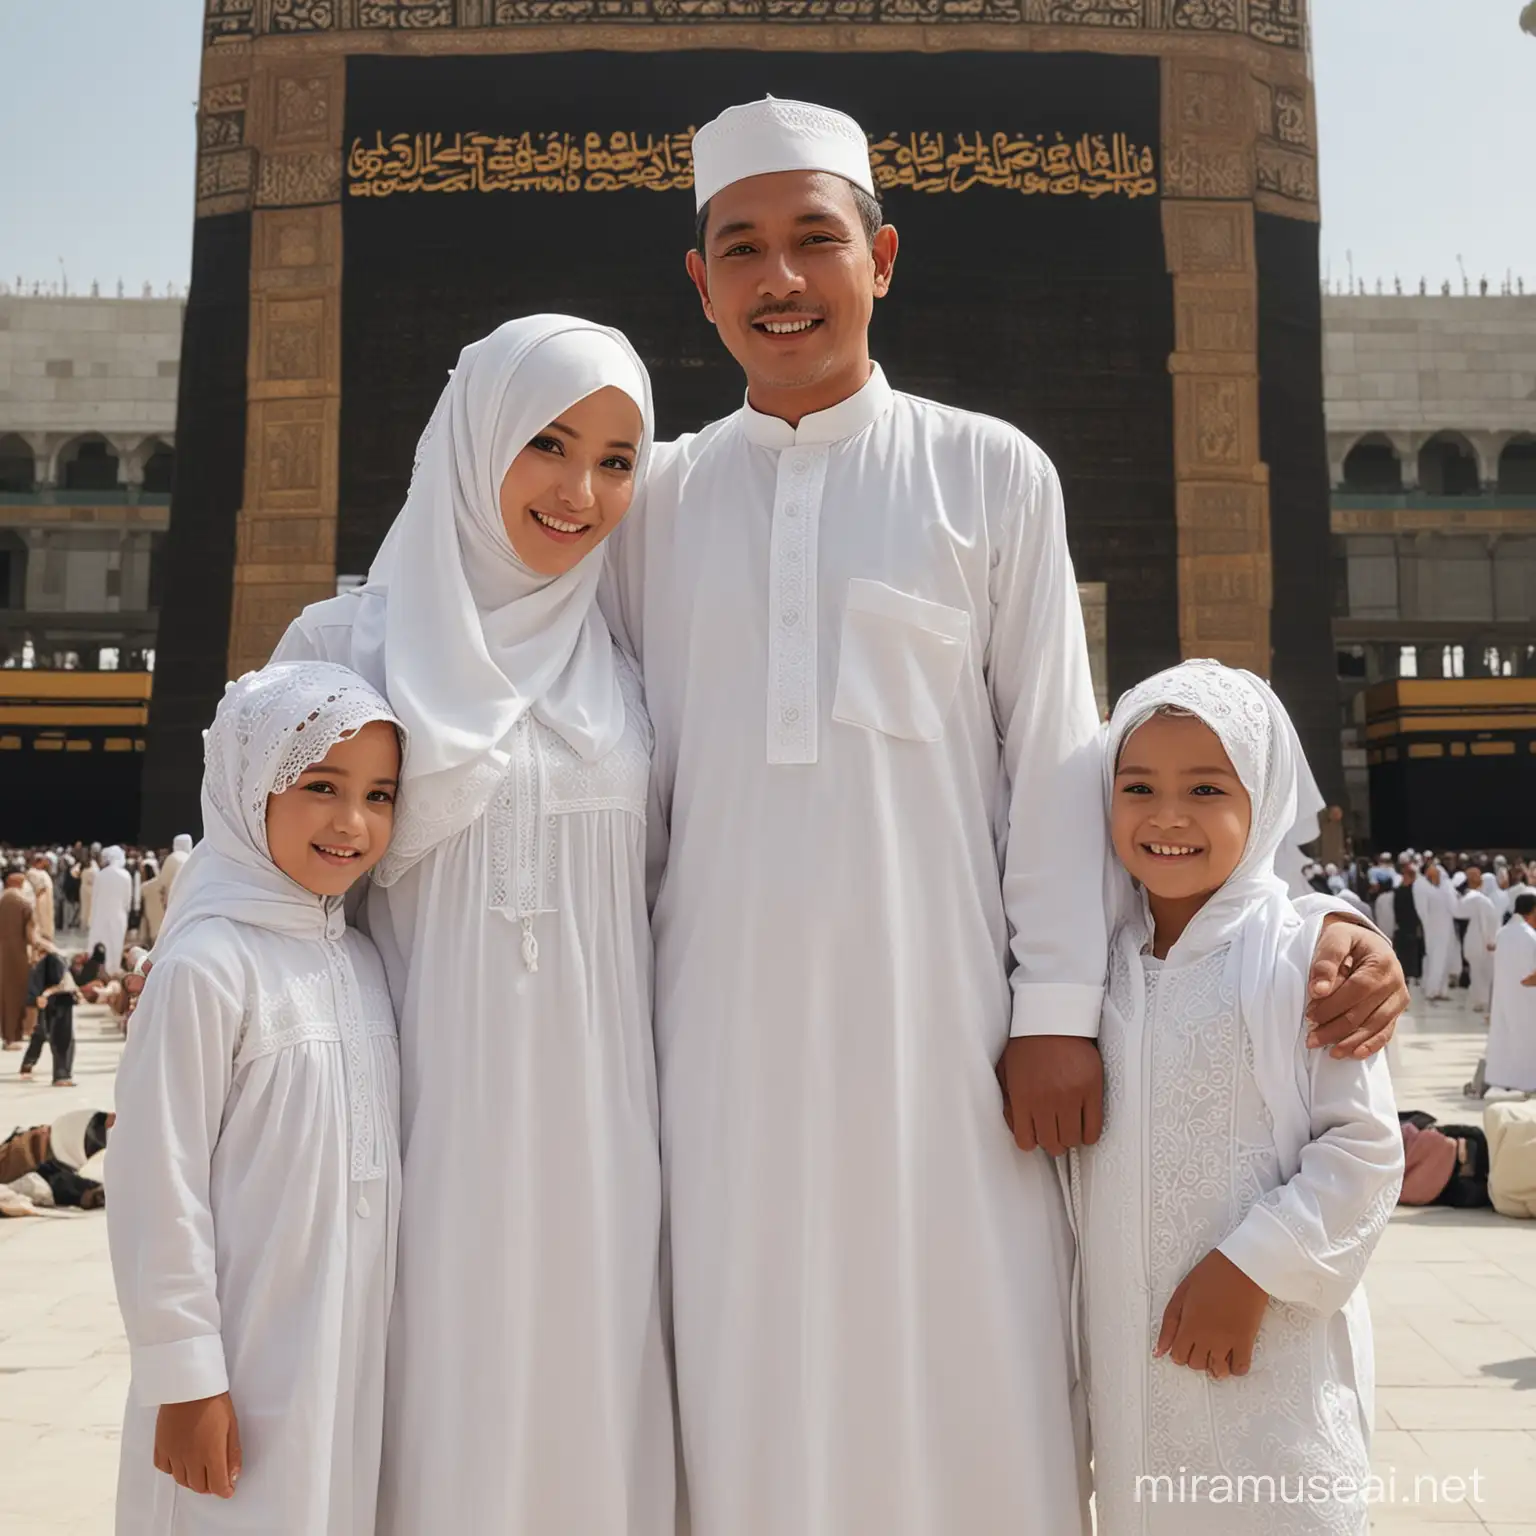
[142,0,1331,841]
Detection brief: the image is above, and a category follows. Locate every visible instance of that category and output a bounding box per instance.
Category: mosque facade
[142,0,1328,840]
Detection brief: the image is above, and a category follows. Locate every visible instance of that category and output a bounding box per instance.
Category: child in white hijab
[1077,660,1403,1536]
[272,316,676,1535]
[109,662,404,1536]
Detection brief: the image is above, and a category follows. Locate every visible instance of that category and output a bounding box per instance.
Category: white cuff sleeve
[1009,982,1104,1040]
[129,1334,229,1407]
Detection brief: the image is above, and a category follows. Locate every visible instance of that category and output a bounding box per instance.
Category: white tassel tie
[520,916,540,973]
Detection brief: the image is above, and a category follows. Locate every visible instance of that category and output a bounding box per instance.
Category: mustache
[748,303,826,323]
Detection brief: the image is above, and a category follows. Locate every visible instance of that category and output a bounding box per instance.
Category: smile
[530,508,590,539]
[313,843,361,864]
[754,317,822,336]
[1144,843,1203,859]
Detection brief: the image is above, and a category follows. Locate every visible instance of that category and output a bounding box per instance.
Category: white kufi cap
[691,96,875,211]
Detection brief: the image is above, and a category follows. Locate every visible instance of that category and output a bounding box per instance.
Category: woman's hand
[154,1392,242,1498]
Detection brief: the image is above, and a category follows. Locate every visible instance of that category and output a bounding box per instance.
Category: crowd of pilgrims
[1306,850,1536,1007]
[0,838,192,1083]
[13,93,1536,1536]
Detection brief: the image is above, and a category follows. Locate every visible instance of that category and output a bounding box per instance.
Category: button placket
[767,446,827,765]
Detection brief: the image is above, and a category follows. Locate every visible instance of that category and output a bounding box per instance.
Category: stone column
[1160,56,1270,676]
[227,52,345,678]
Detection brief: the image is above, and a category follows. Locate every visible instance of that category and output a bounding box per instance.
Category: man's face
[685,170,896,399]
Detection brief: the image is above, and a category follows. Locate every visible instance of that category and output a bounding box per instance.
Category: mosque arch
[1417,432,1481,497]
[140,438,176,495]
[0,529,27,608]
[57,434,122,492]
[1497,435,1536,495]
[1341,434,1404,493]
[0,433,36,492]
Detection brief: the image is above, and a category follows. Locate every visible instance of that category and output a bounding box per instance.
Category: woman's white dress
[277,602,674,1534]
[1080,939,1401,1536]
[109,916,400,1535]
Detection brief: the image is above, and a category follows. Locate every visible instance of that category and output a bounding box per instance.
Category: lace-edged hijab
[351,315,654,884]
[153,662,405,955]
[1102,660,1321,1172]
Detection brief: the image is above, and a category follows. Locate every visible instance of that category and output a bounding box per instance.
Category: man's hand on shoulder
[999,1035,1103,1157]
[1305,916,1408,1059]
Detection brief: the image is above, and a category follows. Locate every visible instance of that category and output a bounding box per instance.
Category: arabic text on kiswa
[344,129,1160,199]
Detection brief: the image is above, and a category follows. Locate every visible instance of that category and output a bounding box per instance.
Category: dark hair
[694,181,884,257]
[1516,893,1536,918]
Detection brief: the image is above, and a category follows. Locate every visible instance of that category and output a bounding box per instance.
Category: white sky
[0,0,1532,293]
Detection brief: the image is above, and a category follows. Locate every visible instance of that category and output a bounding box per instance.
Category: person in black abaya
[1393,864,1425,983]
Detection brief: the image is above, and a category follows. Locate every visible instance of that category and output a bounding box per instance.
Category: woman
[137,858,164,943]
[272,316,674,1534]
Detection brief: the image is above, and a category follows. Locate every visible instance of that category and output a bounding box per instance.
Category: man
[81,842,100,931]
[1458,866,1501,1013]
[19,937,77,1086]
[1485,894,1536,1095]
[606,96,1407,1535]
[85,846,132,977]
[25,853,55,942]
[1416,859,1458,1000]
[0,871,37,1050]
[158,832,194,912]
[1489,865,1513,925]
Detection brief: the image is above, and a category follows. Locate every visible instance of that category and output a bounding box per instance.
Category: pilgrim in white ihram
[605,98,1105,1535]
[1414,865,1459,1000]
[159,832,195,907]
[273,317,674,1535]
[1486,909,1536,1094]
[1457,874,1500,1012]
[88,845,133,969]
[109,663,403,1535]
[1079,662,1403,1536]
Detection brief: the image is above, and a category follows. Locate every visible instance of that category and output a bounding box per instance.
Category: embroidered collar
[739,363,894,449]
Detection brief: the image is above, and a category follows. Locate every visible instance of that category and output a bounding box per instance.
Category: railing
[1332,490,1536,511]
[0,489,172,507]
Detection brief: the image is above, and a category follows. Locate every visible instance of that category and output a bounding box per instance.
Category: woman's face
[498,386,643,578]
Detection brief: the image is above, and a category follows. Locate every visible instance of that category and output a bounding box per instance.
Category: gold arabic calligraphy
[345,128,1159,199]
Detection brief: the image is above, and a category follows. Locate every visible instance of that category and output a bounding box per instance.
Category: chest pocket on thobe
[832,578,971,743]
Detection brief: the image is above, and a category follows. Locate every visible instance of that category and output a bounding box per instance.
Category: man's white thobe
[87,861,132,971]
[1458,888,1500,1011]
[1486,920,1536,1093]
[607,366,1104,1536]
[1414,876,1457,999]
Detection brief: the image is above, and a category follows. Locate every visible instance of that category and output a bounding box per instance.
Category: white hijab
[102,846,126,870]
[172,834,193,856]
[349,314,653,879]
[155,662,403,955]
[1103,659,1319,1177]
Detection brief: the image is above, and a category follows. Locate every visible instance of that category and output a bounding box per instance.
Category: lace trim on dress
[232,960,386,1183]
[482,650,651,972]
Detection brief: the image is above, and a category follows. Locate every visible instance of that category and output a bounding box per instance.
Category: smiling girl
[1077,660,1403,1536]
[108,662,405,1535]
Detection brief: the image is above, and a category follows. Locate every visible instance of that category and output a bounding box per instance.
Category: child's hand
[1153,1250,1269,1380]
[154,1392,242,1498]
